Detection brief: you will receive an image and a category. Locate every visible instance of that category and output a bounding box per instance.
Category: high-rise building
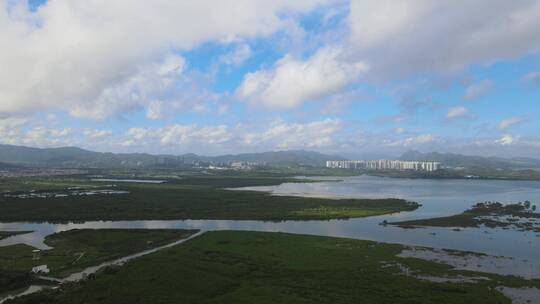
[326,160,440,172]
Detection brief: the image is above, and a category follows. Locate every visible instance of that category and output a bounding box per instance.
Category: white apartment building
[326,160,440,172]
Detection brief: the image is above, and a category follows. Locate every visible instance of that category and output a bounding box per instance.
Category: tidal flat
[390,201,540,233]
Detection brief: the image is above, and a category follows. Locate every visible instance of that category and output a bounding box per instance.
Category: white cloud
[237,47,368,109]
[0,117,27,130]
[446,106,470,120]
[145,101,165,120]
[4,126,76,147]
[160,125,230,145]
[523,71,540,84]
[126,124,231,147]
[348,1,540,78]
[120,119,343,153]
[498,116,526,130]
[127,128,153,141]
[383,133,437,148]
[463,80,494,101]
[83,128,112,139]
[68,54,188,119]
[219,44,252,66]
[242,119,342,149]
[49,128,73,137]
[413,134,435,144]
[0,0,330,118]
[495,134,515,145]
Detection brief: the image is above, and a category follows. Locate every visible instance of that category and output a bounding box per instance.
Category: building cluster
[230,161,268,170]
[326,160,441,172]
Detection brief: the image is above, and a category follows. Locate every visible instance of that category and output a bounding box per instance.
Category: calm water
[1,175,539,262]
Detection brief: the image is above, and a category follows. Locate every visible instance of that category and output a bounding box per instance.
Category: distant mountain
[400,150,540,170]
[0,144,343,168]
[0,162,20,169]
[200,150,345,166]
[0,145,96,164]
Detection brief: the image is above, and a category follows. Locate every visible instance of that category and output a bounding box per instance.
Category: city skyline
[326,160,441,171]
[1,1,540,158]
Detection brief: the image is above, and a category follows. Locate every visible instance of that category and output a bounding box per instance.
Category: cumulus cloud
[160,125,230,145]
[446,106,471,120]
[463,80,494,101]
[1,126,76,147]
[412,134,435,144]
[0,0,330,118]
[495,135,515,145]
[83,128,113,139]
[237,47,368,109]
[498,116,526,130]
[125,124,231,147]
[348,1,540,78]
[382,133,437,148]
[67,54,187,119]
[523,71,540,84]
[242,119,342,149]
[219,44,252,66]
[121,119,343,153]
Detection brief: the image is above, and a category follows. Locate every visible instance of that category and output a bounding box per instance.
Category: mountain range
[1,144,540,170]
[0,144,344,168]
[400,150,540,170]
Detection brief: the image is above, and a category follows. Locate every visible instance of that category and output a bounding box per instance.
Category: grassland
[9,231,539,304]
[0,270,32,295]
[0,176,418,222]
[390,201,540,232]
[0,229,198,278]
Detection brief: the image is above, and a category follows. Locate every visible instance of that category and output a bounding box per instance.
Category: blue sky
[1,0,540,158]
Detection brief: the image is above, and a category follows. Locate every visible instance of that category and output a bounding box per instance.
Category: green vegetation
[0,270,32,295]
[0,231,32,241]
[391,201,540,232]
[291,206,397,218]
[0,229,198,278]
[9,231,539,304]
[0,176,418,222]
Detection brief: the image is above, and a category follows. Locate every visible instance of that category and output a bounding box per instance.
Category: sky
[1,0,540,158]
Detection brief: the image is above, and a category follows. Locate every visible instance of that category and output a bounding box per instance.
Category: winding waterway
[1,175,539,271]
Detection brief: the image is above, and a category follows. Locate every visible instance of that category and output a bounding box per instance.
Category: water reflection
[1,176,539,266]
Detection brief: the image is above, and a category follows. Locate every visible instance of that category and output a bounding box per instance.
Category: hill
[0,144,342,168]
[201,150,345,166]
[400,150,540,170]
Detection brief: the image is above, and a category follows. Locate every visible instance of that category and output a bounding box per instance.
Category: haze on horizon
[1,0,540,158]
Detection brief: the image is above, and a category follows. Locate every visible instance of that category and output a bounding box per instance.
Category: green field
[9,231,538,304]
[0,270,32,295]
[0,176,418,222]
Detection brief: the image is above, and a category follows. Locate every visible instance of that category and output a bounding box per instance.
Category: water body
[1,175,539,271]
